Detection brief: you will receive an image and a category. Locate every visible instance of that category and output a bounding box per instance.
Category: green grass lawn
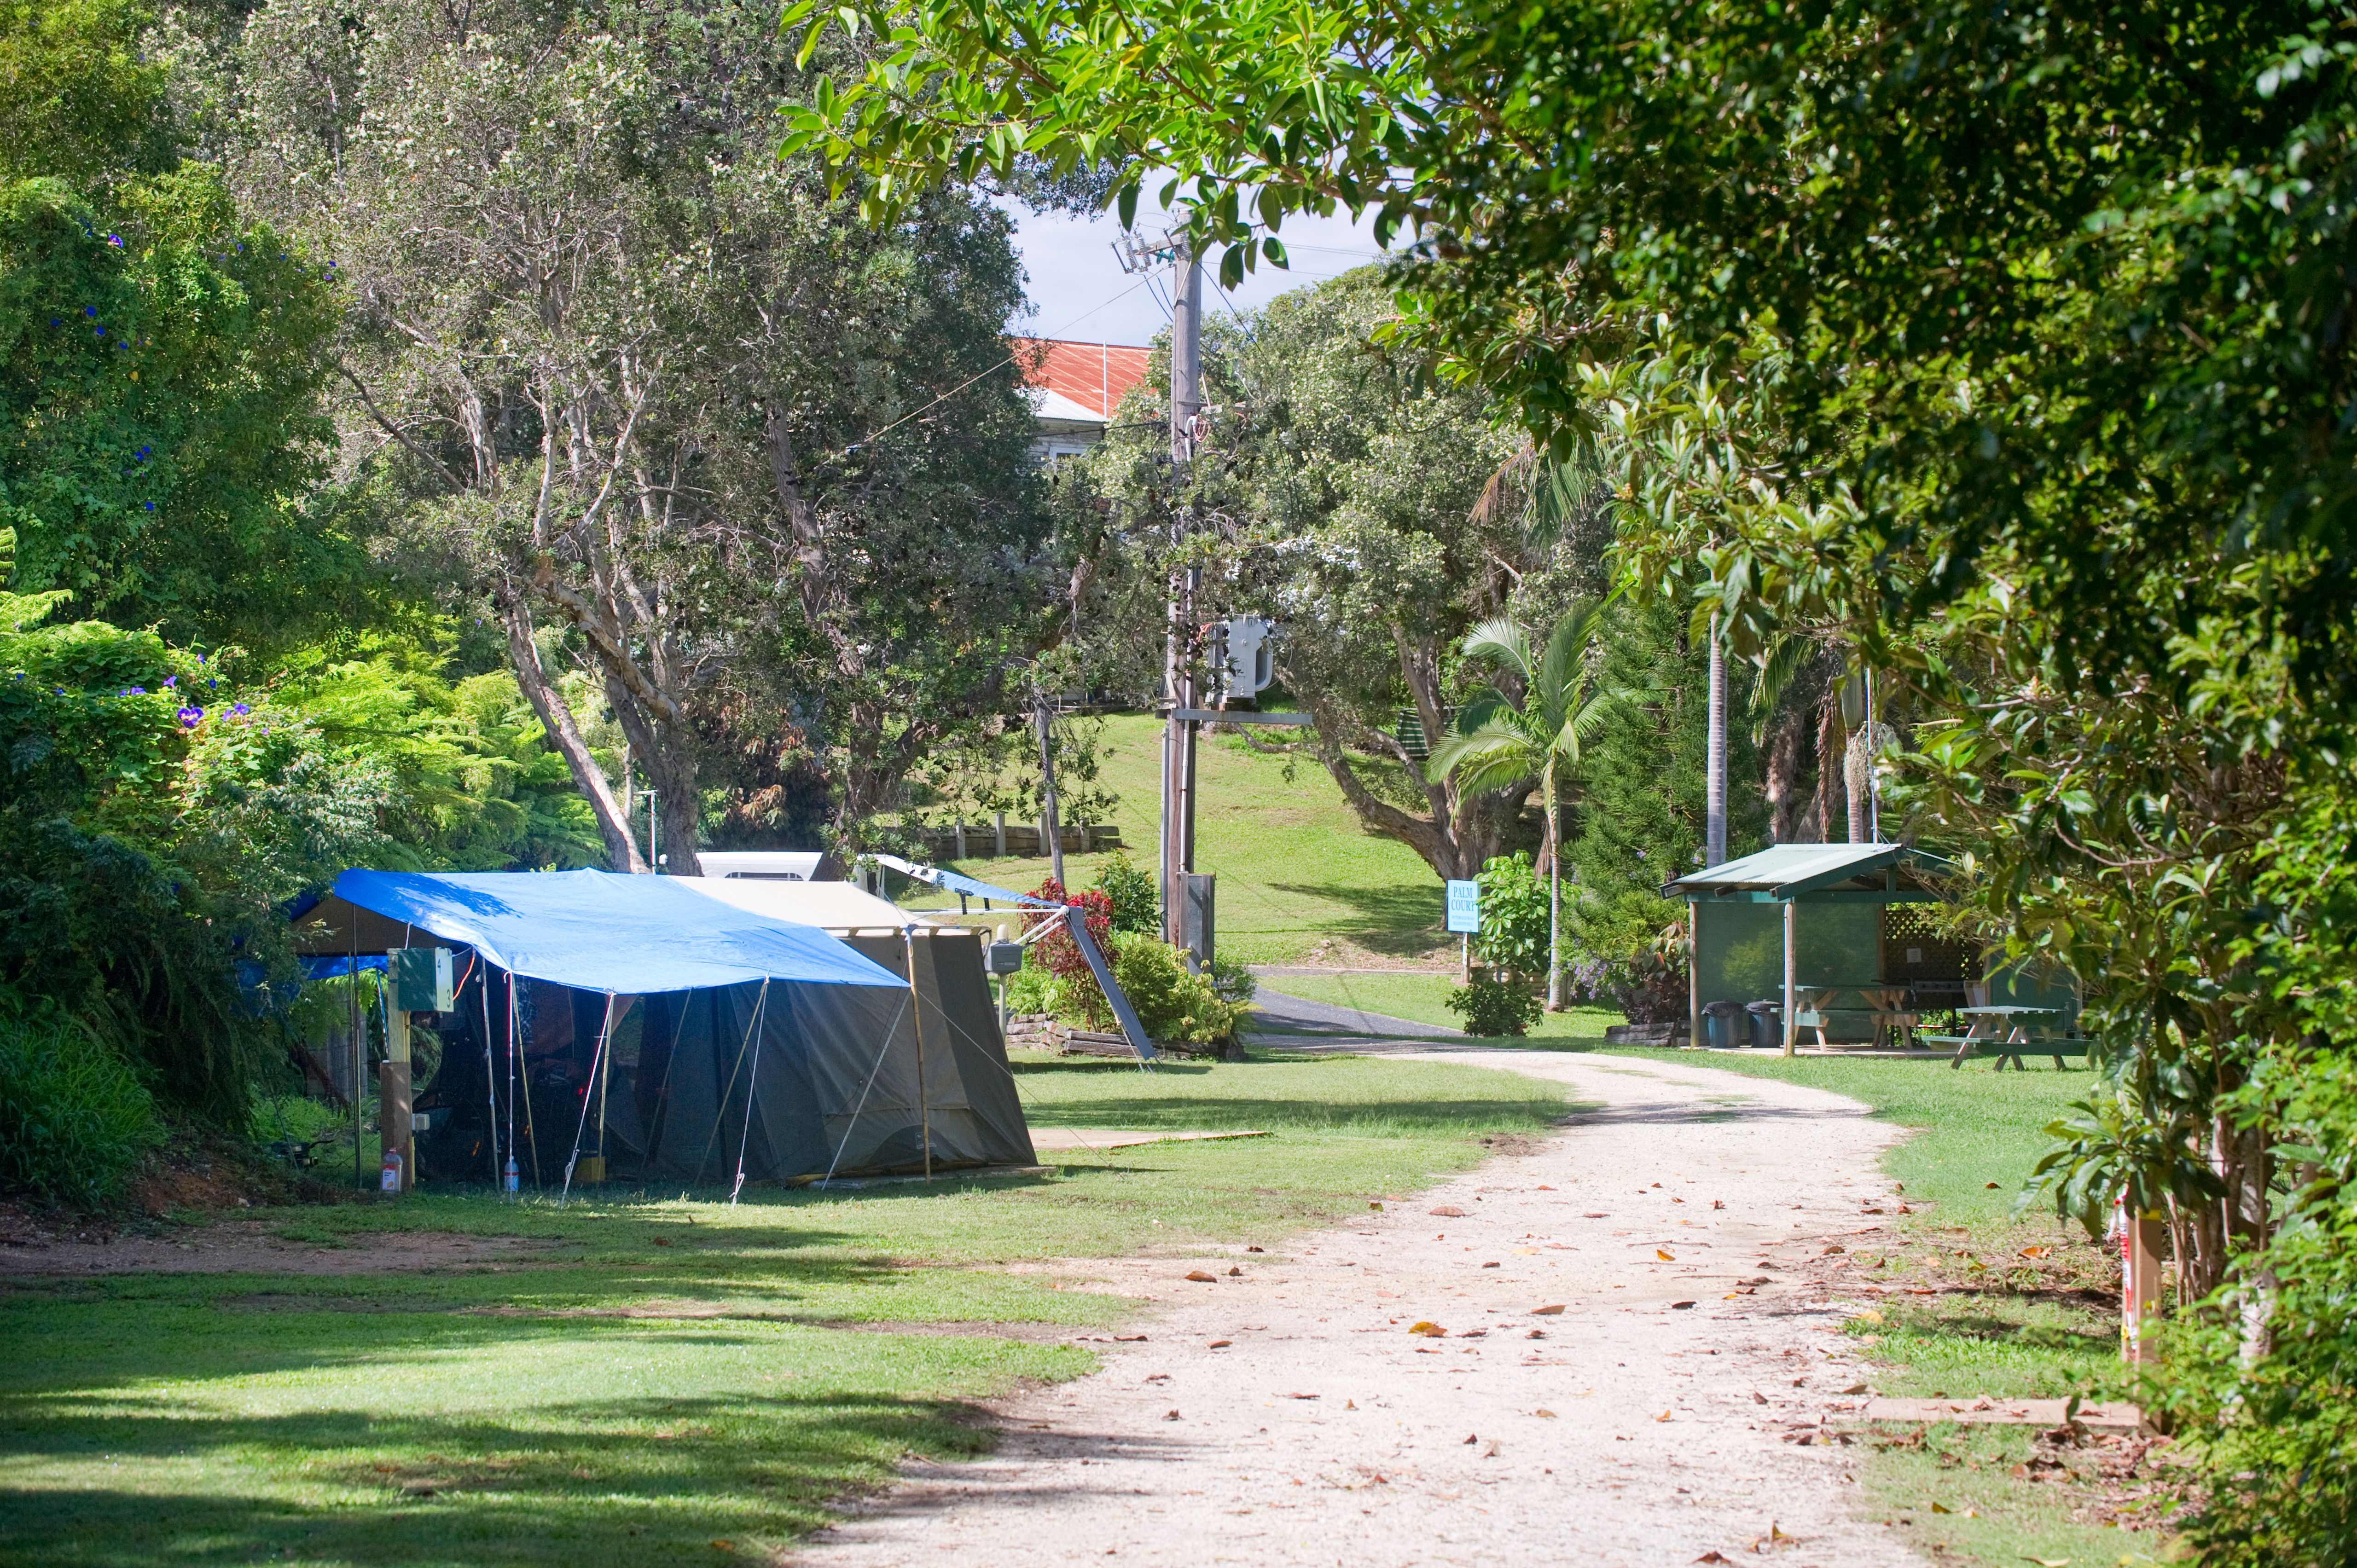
[894,713,1455,966]
[0,1051,1572,1568]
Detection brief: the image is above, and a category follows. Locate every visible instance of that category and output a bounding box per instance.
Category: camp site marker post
[2120,1195,2166,1364]
[1782,899,1798,1057]
[1445,879,1480,982]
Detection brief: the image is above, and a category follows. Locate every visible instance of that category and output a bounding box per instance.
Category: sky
[1003,197,1390,347]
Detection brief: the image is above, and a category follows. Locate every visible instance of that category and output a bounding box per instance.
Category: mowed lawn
[0,1052,1571,1568]
[900,713,1456,966]
[1254,969,1623,1043]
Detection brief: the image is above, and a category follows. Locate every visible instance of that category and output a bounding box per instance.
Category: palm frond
[1537,600,1603,712]
[1458,615,1532,682]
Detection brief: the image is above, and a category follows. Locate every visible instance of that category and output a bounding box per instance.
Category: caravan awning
[295,869,906,993]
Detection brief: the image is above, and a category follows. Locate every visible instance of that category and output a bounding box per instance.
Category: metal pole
[1781,899,1798,1058]
[906,932,932,1180]
[647,788,659,874]
[349,922,363,1191]
[1705,611,1727,868]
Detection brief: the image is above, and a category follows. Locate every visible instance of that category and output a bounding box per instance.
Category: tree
[1080,270,1546,878]
[1428,603,1612,1011]
[227,0,1051,873]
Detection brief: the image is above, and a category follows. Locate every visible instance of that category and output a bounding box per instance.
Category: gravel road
[789,1048,1927,1568]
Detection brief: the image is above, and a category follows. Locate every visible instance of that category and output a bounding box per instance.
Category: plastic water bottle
[379,1149,403,1192]
[505,1155,519,1195]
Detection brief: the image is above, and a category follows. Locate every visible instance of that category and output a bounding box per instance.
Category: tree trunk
[500,590,644,873]
[1544,759,1563,1011]
[1816,697,1846,844]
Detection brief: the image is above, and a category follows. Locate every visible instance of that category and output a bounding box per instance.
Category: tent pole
[906,931,932,1180]
[513,976,540,1188]
[560,992,617,1205]
[729,979,772,1205]
[349,922,363,1192]
[820,995,912,1189]
[480,961,501,1190]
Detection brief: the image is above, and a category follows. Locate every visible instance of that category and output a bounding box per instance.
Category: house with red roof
[1012,338,1150,464]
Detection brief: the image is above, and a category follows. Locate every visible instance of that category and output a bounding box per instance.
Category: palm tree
[1429,602,1616,1011]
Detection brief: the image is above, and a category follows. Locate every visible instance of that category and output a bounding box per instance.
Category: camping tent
[293,869,1036,1186]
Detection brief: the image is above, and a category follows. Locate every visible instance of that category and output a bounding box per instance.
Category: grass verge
[1250,969,1622,1044]
[0,1051,1572,1567]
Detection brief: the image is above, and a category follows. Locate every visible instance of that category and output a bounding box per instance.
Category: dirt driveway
[790,1049,1925,1568]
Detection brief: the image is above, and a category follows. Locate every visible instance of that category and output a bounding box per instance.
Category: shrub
[1002,960,1050,1016]
[1446,975,1544,1038]
[1091,851,1159,934]
[0,1005,165,1207]
[1109,937,1245,1047]
[1472,852,1550,978]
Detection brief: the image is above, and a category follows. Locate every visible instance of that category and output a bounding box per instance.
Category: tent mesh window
[1879,903,1972,992]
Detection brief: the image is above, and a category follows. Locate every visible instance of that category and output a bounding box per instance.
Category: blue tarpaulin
[319,869,906,994]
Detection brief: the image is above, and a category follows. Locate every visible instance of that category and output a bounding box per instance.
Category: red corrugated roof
[1012,338,1151,420]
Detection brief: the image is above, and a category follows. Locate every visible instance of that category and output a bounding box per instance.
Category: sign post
[1445,879,1481,981]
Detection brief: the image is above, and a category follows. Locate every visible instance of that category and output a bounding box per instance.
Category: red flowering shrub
[1029,878,1115,1026]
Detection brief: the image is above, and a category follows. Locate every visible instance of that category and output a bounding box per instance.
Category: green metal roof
[1663,843,1953,902]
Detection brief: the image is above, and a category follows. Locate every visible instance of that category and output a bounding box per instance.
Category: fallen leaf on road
[1430,1205,1466,1217]
[1751,1391,1769,1405]
[1527,1329,1546,1339]
[1712,1200,1725,1210]
[1822,1244,1846,1255]
[1841,1383,1869,1395]
[1584,1212,1609,1218]
[1344,1399,1357,1410]
[1115,1334,1147,1342]
[1670,1300,1697,1310]
[1408,1321,1446,1337]
[1369,1201,1384,1210]
[1481,1261,1500,1269]
[1985,1181,2001,1189]
[1533,1303,1566,1315]
[1515,1246,1540,1255]
[1657,1249,1676,1261]
[1227,1266,1242,1276]
[1655,1410,1674,1422]
[1930,1501,1952,1514]
[1163,1410,1181,1420]
[1461,1433,1478,1445]
[1246,1245,1264,1252]
[2021,1558,2070,1566]
[1536,1184,1555,1190]
[1534,1408,1556,1418]
[1695,1553,1733,1564]
[1184,1270,1217,1282]
[1207,1339,1232,1348]
[1286,1392,1319,1400]
[2018,1245,2052,1260]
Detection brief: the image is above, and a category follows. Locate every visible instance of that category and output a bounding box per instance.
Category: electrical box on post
[985,942,1026,976]
[389,947,455,1013]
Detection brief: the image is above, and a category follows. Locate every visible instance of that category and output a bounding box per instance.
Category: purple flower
[162,676,176,689]
[84,307,96,318]
[177,706,203,728]
[231,702,251,716]
[107,234,123,247]
[128,685,145,695]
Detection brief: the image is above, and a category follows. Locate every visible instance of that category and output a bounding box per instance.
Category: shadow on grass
[1016,1094,1567,1134]
[0,1307,1081,1567]
[1265,881,1446,955]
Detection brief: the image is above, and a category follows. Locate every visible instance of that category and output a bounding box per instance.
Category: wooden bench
[1924,1034,2089,1071]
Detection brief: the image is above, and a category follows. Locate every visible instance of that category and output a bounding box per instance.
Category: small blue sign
[1445,879,1480,934]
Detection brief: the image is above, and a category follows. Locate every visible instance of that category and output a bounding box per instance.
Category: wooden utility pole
[1161,246,1203,945]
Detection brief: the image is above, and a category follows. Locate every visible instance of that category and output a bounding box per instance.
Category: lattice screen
[1879,903,1972,988]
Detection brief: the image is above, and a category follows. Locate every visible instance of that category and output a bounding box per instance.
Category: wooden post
[1781,899,1798,1057]
[994,811,1006,859]
[2123,1200,2166,1364]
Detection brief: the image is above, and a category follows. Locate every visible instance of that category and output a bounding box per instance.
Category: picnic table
[1931,1005,2083,1070]
[1792,983,1921,1049]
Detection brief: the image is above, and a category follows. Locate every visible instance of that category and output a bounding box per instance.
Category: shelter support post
[1781,899,1798,1058]
[1687,902,1702,1049]
[906,933,933,1179]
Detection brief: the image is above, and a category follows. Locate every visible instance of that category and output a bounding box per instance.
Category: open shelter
[292,869,1036,1191]
[1666,844,1962,1050]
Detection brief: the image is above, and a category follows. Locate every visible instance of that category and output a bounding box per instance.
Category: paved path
[789,1049,1922,1568]
[1246,986,1461,1041]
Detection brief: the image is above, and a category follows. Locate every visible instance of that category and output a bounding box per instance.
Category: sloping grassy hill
[897,713,1457,967]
